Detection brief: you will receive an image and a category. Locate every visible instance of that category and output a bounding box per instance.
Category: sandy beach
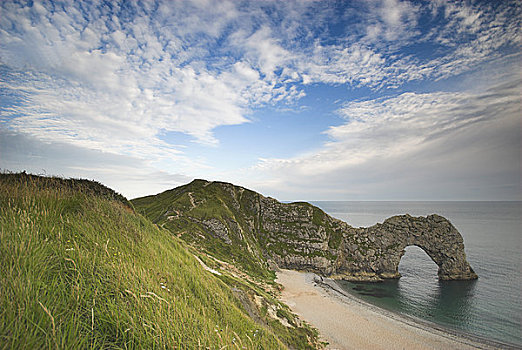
[277,269,499,350]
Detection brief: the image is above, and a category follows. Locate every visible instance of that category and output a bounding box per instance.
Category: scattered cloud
[241,74,521,200]
[0,0,298,156]
[286,1,521,88]
[361,0,421,44]
[0,0,520,199]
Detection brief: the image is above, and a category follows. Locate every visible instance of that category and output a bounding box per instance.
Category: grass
[0,173,317,349]
[132,182,275,283]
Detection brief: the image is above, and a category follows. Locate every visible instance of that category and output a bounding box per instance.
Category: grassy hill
[132,179,343,281]
[132,179,275,283]
[0,173,321,349]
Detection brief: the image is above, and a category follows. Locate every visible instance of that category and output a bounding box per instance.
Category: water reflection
[430,280,477,325]
[338,278,477,330]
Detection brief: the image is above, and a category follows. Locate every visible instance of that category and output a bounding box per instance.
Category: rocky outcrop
[336,214,478,281]
[255,194,477,281]
[200,218,232,244]
[133,179,478,282]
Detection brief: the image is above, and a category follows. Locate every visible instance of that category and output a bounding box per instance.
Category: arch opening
[398,245,439,280]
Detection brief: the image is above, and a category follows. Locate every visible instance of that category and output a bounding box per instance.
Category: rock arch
[338,214,478,281]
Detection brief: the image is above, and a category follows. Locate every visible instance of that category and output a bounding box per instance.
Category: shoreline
[317,275,518,350]
[276,269,514,350]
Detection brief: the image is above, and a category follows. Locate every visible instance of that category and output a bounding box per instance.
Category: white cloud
[240,75,521,200]
[1,0,325,156]
[296,0,521,88]
[362,0,421,44]
[414,1,522,81]
[0,0,272,157]
[297,43,389,88]
[241,26,293,80]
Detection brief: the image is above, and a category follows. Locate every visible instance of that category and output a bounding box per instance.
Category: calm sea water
[312,201,522,347]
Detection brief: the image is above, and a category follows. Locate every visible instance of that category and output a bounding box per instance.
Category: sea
[311,201,522,348]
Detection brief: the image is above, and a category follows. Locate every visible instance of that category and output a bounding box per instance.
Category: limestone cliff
[132,179,477,282]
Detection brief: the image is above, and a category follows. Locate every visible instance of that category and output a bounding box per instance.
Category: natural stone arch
[337,214,478,281]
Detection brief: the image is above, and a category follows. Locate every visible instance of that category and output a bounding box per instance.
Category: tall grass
[0,174,289,349]
[132,182,274,283]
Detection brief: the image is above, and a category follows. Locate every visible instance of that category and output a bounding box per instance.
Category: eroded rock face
[336,214,478,281]
[256,195,477,281]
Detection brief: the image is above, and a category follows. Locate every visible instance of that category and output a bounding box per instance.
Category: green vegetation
[311,207,325,226]
[0,173,321,349]
[327,226,343,250]
[132,181,274,283]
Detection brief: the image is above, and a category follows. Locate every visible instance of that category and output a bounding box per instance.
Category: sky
[0,0,520,201]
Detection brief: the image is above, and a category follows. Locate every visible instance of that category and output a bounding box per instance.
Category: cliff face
[133,179,477,281]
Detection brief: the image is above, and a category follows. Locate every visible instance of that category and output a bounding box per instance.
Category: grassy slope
[0,174,319,349]
[132,180,273,283]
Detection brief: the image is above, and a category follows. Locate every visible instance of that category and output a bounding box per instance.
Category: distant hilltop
[133,179,478,282]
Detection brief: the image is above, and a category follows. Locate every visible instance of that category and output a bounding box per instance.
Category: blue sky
[0,0,520,200]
